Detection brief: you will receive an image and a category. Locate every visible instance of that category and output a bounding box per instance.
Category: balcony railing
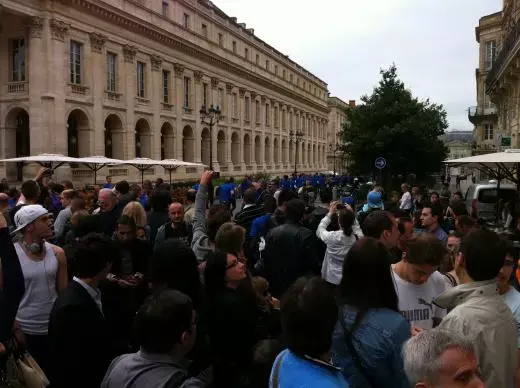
[105,90,122,101]
[8,81,28,93]
[486,21,520,91]
[467,105,498,124]
[69,83,89,95]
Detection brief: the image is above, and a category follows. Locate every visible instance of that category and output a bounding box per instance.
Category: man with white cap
[8,204,68,376]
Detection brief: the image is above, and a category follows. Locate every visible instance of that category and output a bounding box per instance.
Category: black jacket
[48,281,116,388]
[0,227,24,343]
[262,222,320,298]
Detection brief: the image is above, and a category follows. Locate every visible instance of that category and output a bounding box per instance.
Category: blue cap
[367,191,383,209]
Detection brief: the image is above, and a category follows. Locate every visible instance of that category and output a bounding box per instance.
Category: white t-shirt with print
[392,268,447,329]
[503,287,520,348]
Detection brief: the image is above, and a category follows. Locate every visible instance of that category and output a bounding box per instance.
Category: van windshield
[477,188,517,204]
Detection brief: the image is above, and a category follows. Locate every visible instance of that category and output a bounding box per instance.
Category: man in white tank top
[8,204,68,377]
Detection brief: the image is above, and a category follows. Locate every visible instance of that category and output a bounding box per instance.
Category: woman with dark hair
[204,249,266,387]
[332,237,410,387]
[149,239,202,309]
[149,238,210,376]
[146,190,171,246]
[317,201,359,287]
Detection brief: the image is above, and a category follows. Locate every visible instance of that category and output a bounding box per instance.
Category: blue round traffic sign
[375,157,387,170]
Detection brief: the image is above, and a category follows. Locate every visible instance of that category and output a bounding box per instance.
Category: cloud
[213,0,501,131]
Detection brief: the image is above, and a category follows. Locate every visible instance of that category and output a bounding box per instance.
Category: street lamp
[199,104,221,170]
[290,130,304,175]
[329,143,341,175]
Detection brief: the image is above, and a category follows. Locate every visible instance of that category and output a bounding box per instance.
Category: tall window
[106,52,117,92]
[282,110,286,128]
[232,41,237,54]
[201,24,207,38]
[265,105,270,126]
[256,101,260,123]
[162,70,170,103]
[265,59,269,71]
[218,33,223,47]
[256,54,260,65]
[69,40,82,85]
[274,65,278,76]
[203,83,208,107]
[484,124,494,140]
[274,106,279,127]
[183,13,190,28]
[290,112,293,129]
[136,61,145,97]
[245,96,250,121]
[244,48,249,60]
[283,69,286,79]
[184,77,190,108]
[232,93,238,118]
[162,1,168,17]
[485,40,497,70]
[10,38,25,82]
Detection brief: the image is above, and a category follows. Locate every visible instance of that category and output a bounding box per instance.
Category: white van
[464,182,517,220]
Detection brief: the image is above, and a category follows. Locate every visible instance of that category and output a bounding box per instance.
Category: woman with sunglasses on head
[204,249,267,387]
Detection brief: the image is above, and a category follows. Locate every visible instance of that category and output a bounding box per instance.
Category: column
[150,54,163,160]
[174,63,184,160]
[123,45,138,159]
[26,16,46,156]
[90,33,108,156]
[194,70,204,165]
[48,18,71,156]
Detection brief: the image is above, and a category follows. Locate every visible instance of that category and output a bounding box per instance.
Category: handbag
[0,338,50,388]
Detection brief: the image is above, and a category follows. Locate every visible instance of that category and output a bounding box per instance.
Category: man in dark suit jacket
[48,233,120,388]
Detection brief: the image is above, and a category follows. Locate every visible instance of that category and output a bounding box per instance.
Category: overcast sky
[213,0,501,131]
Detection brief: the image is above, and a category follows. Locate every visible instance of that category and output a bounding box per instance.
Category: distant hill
[439,131,473,143]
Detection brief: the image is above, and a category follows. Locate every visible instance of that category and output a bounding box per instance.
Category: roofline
[207,0,328,87]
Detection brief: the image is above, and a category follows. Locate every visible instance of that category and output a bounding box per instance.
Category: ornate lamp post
[199,104,221,170]
[290,130,303,175]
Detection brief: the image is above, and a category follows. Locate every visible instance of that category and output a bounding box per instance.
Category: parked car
[465,181,517,221]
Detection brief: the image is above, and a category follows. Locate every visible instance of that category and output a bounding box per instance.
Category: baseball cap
[12,205,49,235]
[367,191,384,209]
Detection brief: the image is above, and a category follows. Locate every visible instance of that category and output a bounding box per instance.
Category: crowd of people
[0,167,518,388]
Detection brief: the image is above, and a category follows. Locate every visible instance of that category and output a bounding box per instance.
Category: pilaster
[174,63,184,160]
[123,44,138,159]
[150,54,162,160]
[90,32,107,156]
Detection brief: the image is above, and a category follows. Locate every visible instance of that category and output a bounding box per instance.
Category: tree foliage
[341,65,448,182]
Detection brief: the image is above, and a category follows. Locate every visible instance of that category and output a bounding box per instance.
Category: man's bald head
[98,189,117,212]
[168,202,185,225]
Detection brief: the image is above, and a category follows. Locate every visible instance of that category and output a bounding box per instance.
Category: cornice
[58,0,329,115]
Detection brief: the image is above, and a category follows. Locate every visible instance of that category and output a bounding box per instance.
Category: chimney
[230,17,237,23]
[246,28,254,35]
[238,23,246,29]
[349,100,356,108]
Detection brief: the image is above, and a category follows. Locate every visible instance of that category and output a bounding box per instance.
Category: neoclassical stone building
[326,97,354,174]
[469,11,500,155]
[0,0,331,182]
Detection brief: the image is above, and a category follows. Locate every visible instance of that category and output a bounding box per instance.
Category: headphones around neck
[22,239,44,254]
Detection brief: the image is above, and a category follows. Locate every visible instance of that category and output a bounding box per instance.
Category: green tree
[342,65,448,183]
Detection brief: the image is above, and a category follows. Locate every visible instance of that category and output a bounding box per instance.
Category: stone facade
[0,0,331,183]
[326,96,355,174]
[476,1,520,152]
